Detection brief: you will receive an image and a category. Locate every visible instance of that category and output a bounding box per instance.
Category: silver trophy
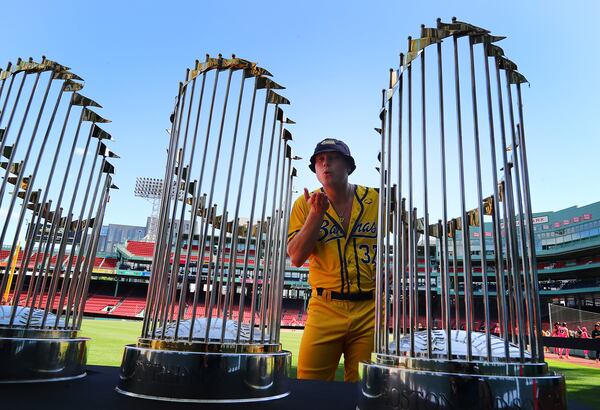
[117,55,295,402]
[0,57,116,382]
[359,19,566,409]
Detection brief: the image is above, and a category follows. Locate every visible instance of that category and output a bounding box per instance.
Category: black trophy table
[0,365,593,410]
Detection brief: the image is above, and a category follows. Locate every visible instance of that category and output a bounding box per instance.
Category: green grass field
[80,318,598,407]
[545,359,600,408]
[80,318,346,379]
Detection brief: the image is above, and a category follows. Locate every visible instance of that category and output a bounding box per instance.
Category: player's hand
[304,188,329,217]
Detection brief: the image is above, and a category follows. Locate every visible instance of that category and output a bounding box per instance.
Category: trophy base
[358,357,567,410]
[116,344,292,402]
[0,327,88,383]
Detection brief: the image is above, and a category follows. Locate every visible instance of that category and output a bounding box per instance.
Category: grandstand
[2,201,598,329]
[0,234,310,326]
[428,201,600,328]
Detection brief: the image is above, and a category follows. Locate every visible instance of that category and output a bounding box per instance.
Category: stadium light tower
[134,177,164,242]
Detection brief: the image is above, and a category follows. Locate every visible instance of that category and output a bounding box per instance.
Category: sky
[1,0,599,229]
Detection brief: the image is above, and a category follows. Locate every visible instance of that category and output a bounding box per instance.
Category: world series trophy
[0,57,117,382]
[117,55,296,402]
[359,19,567,409]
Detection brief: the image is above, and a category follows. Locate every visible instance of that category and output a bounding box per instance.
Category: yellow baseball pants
[297,292,374,382]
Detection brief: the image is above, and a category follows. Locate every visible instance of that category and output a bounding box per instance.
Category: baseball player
[287,138,378,382]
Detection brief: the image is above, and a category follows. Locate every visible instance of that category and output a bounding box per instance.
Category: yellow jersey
[287,184,379,294]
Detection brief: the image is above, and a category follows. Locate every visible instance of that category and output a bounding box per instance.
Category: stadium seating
[0,249,11,261]
[85,294,121,314]
[109,296,145,317]
[125,241,155,258]
[560,279,600,290]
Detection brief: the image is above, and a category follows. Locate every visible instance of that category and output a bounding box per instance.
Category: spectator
[557,322,570,359]
[592,322,600,363]
[578,326,590,359]
[542,329,551,353]
[550,322,560,355]
[492,323,500,336]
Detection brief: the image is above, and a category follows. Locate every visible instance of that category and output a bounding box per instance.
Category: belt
[315,288,374,301]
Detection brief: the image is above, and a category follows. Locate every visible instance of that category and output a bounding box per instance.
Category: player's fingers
[318,194,329,210]
[304,188,310,201]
